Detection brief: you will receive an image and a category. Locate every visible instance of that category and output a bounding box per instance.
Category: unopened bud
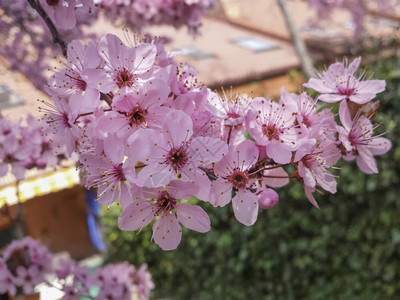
[257,188,279,209]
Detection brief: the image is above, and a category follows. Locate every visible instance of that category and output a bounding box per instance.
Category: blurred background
[1,0,400,299]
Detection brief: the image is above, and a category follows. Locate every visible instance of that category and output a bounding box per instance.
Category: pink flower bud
[257,188,279,209]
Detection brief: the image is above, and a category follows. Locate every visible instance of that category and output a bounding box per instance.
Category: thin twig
[262,175,294,178]
[276,0,314,78]
[14,180,26,238]
[26,0,68,57]
[226,126,232,145]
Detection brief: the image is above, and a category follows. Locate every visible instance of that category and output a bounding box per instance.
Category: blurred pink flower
[304,57,386,105]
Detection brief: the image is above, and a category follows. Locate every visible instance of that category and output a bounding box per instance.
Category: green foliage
[101,57,400,299]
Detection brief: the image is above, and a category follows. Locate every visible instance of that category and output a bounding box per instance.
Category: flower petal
[266,142,292,164]
[318,94,347,103]
[303,78,336,94]
[210,178,232,207]
[189,137,227,166]
[232,189,259,226]
[118,200,155,231]
[356,79,386,95]
[356,147,378,174]
[136,164,173,188]
[369,137,392,156]
[304,186,319,208]
[176,203,211,233]
[263,167,290,188]
[163,111,193,147]
[339,100,353,131]
[152,213,182,251]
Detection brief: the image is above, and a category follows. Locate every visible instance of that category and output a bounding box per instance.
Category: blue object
[85,189,106,251]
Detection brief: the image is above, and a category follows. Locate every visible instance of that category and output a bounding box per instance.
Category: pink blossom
[96,79,171,142]
[294,130,341,207]
[246,98,298,164]
[0,118,20,141]
[55,260,92,299]
[304,57,386,105]
[206,89,254,145]
[127,110,227,200]
[14,265,40,295]
[98,34,157,94]
[135,264,155,300]
[39,97,80,156]
[92,263,135,300]
[22,114,58,169]
[280,87,336,139]
[210,140,259,226]
[80,134,135,206]
[119,180,211,250]
[2,237,53,295]
[47,40,107,111]
[0,134,31,179]
[1,238,151,298]
[337,108,392,174]
[165,64,206,116]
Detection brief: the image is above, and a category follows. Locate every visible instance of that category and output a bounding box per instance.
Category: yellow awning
[0,167,80,206]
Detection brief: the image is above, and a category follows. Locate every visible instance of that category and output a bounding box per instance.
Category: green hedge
[101,56,400,299]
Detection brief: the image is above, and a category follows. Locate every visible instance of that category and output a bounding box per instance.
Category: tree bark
[26,0,68,57]
[276,0,314,78]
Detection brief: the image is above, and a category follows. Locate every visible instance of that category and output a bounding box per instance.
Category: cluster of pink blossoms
[55,260,153,299]
[0,237,154,299]
[0,0,99,90]
[307,0,400,39]
[0,115,59,180]
[0,237,53,296]
[41,33,391,250]
[100,0,215,35]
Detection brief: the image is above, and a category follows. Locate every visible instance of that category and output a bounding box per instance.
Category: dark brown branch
[199,167,217,181]
[26,0,68,57]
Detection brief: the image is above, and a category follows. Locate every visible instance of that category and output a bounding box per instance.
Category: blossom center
[227,169,249,190]
[301,155,314,169]
[62,112,72,128]
[75,77,87,91]
[227,111,241,119]
[66,74,87,91]
[114,163,126,181]
[116,68,135,88]
[302,115,312,128]
[104,163,126,182]
[128,106,147,127]
[165,146,188,172]
[337,76,356,96]
[156,190,177,214]
[262,124,280,141]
